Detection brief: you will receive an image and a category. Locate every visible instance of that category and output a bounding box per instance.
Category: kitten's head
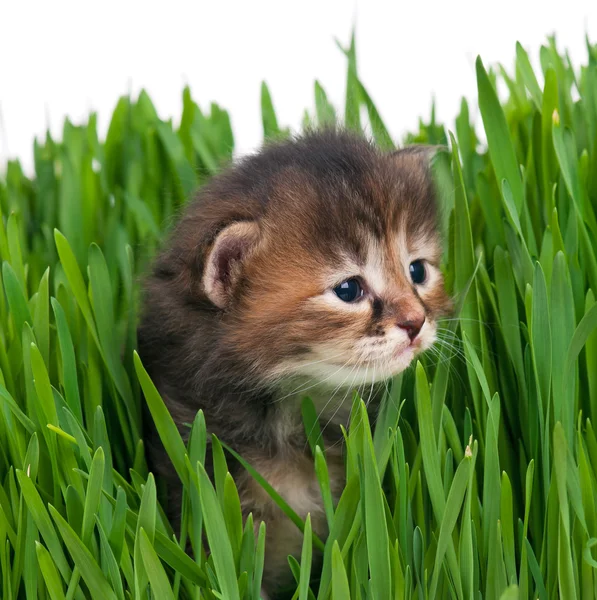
[162,131,451,390]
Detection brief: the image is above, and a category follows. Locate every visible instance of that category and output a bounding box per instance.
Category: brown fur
[137,130,451,597]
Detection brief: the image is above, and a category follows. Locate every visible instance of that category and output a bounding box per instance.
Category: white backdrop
[1,0,596,174]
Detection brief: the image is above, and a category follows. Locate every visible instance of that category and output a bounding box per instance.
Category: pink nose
[398,316,425,341]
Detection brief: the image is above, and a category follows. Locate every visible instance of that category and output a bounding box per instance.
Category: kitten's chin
[295,348,417,388]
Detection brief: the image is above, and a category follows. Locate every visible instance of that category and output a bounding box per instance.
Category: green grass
[1,33,597,599]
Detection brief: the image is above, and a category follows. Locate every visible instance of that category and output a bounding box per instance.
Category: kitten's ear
[203,221,261,308]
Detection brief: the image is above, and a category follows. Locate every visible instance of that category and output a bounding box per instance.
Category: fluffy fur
[137,130,451,596]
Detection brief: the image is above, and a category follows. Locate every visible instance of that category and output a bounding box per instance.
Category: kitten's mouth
[346,340,421,367]
[299,337,431,386]
[391,345,416,361]
[399,338,422,353]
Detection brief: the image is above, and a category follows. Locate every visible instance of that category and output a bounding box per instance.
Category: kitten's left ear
[203,221,261,309]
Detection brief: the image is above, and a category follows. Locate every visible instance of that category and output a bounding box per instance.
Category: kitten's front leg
[236,446,346,598]
[257,510,317,596]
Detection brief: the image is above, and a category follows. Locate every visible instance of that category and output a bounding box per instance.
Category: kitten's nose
[398,316,425,341]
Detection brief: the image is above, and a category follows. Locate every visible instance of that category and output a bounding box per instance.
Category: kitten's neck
[274,376,354,424]
[184,352,383,453]
[269,376,384,450]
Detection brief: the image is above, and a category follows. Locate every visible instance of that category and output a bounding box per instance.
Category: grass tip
[552,108,560,125]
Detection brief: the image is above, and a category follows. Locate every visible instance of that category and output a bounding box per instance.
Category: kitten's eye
[333,278,364,303]
[409,260,426,285]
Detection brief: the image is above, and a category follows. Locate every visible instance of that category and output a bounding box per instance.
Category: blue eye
[409,260,426,285]
[333,278,363,303]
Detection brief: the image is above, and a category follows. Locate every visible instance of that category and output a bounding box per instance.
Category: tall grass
[1,33,597,599]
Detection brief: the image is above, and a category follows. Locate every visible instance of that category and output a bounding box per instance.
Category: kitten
[137,130,451,597]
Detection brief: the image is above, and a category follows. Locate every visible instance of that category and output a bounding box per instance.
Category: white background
[1,0,596,174]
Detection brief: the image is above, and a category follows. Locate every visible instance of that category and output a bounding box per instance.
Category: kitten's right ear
[203,221,260,308]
